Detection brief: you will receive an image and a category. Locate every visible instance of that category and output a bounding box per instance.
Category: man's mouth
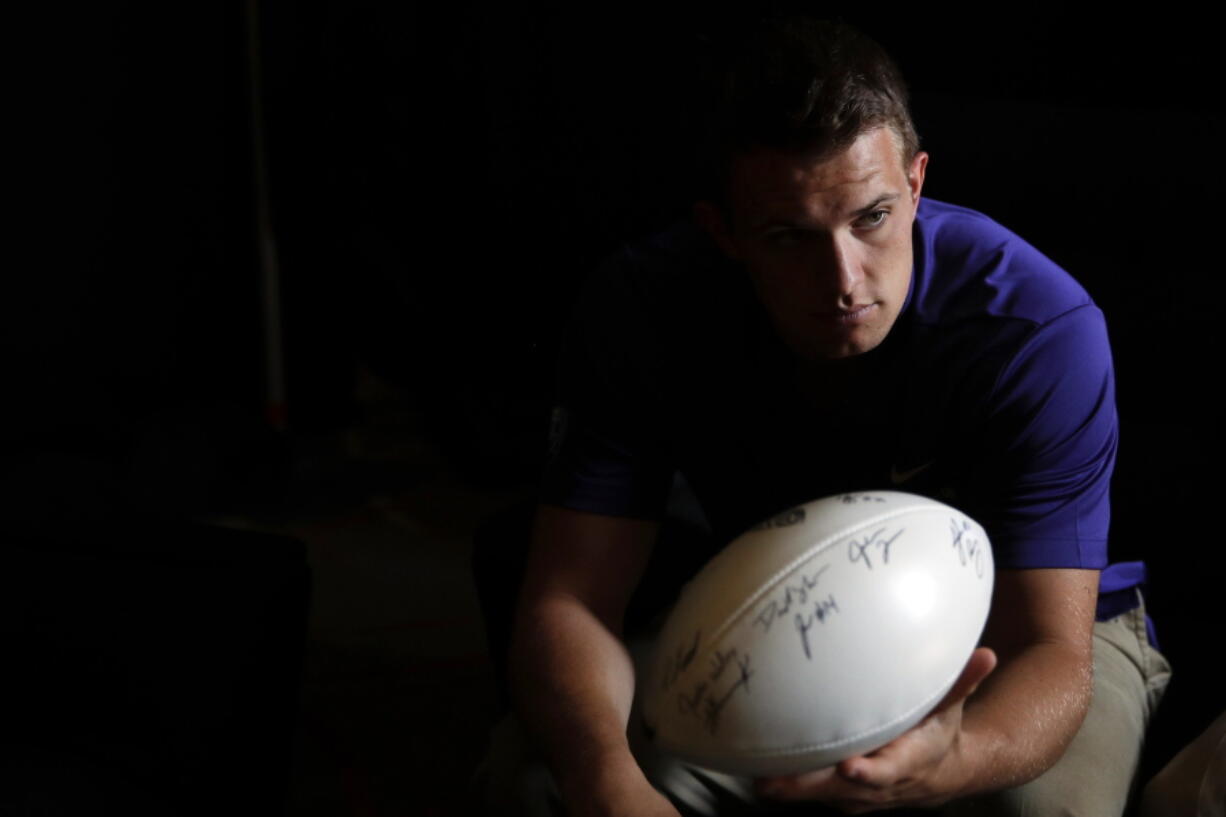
[814,303,877,324]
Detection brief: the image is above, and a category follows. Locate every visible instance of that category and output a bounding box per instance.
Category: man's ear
[693,199,742,261]
[908,151,929,206]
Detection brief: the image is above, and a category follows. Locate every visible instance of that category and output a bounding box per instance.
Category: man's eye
[856,210,889,229]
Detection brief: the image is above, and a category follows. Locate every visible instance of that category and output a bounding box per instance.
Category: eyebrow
[851,193,900,216]
[754,192,902,232]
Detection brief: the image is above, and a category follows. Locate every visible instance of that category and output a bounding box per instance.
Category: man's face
[699,127,928,361]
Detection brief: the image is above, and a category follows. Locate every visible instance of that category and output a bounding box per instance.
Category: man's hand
[755,647,998,813]
[754,568,1099,812]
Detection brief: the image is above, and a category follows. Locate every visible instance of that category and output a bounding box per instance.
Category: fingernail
[842,764,864,781]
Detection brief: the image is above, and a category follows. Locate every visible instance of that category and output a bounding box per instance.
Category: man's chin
[793,332,885,362]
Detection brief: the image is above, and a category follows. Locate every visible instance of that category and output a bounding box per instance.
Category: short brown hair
[700,17,919,202]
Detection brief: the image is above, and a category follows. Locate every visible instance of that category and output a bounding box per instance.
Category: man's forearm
[507,506,676,816]
[954,638,1094,796]
[510,592,654,809]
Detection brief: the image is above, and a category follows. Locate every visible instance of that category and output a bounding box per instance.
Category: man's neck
[792,342,895,406]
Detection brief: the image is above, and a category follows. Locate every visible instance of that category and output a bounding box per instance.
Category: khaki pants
[485,599,1171,817]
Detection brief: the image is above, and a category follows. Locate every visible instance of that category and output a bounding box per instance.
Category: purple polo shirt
[540,198,1145,623]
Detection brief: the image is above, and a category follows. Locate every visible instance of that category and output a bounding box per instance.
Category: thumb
[935,647,996,712]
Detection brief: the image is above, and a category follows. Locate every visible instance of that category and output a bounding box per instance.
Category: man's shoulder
[911,199,1096,330]
[563,218,749,380]
[577,218,747,329]
[600,218,733,292]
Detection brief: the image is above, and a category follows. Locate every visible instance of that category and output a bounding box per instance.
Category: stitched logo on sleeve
[889,460,935,485]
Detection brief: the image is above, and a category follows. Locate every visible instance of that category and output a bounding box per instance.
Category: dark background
[10,5,1223,496]
[4,4,1222,815]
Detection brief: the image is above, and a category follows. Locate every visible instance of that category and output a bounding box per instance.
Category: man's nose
[818,234,863,301]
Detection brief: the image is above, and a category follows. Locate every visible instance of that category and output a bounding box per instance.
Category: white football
[640,490,994,776]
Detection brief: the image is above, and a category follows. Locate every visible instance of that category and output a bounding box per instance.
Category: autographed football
[640,490,994,776]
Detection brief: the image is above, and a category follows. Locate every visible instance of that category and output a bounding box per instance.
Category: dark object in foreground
[1,521,310,817]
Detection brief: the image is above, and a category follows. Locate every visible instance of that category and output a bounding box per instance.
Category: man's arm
[757,567,1099,811]
[510,504,681,817]
[951,567,1099,790]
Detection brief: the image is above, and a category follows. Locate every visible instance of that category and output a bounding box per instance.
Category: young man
[497,18,1168,817]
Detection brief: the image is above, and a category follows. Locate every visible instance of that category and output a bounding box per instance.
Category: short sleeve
[537,253,675,520]
[975,304,1118,568]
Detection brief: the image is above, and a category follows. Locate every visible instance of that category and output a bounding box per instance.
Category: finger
[839,650,998,788]
[754,765,838,800]
[839,736,920,787]
[766,767,895,812]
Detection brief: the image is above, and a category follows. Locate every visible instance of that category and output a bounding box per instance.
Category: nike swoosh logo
[890,460,935,485]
